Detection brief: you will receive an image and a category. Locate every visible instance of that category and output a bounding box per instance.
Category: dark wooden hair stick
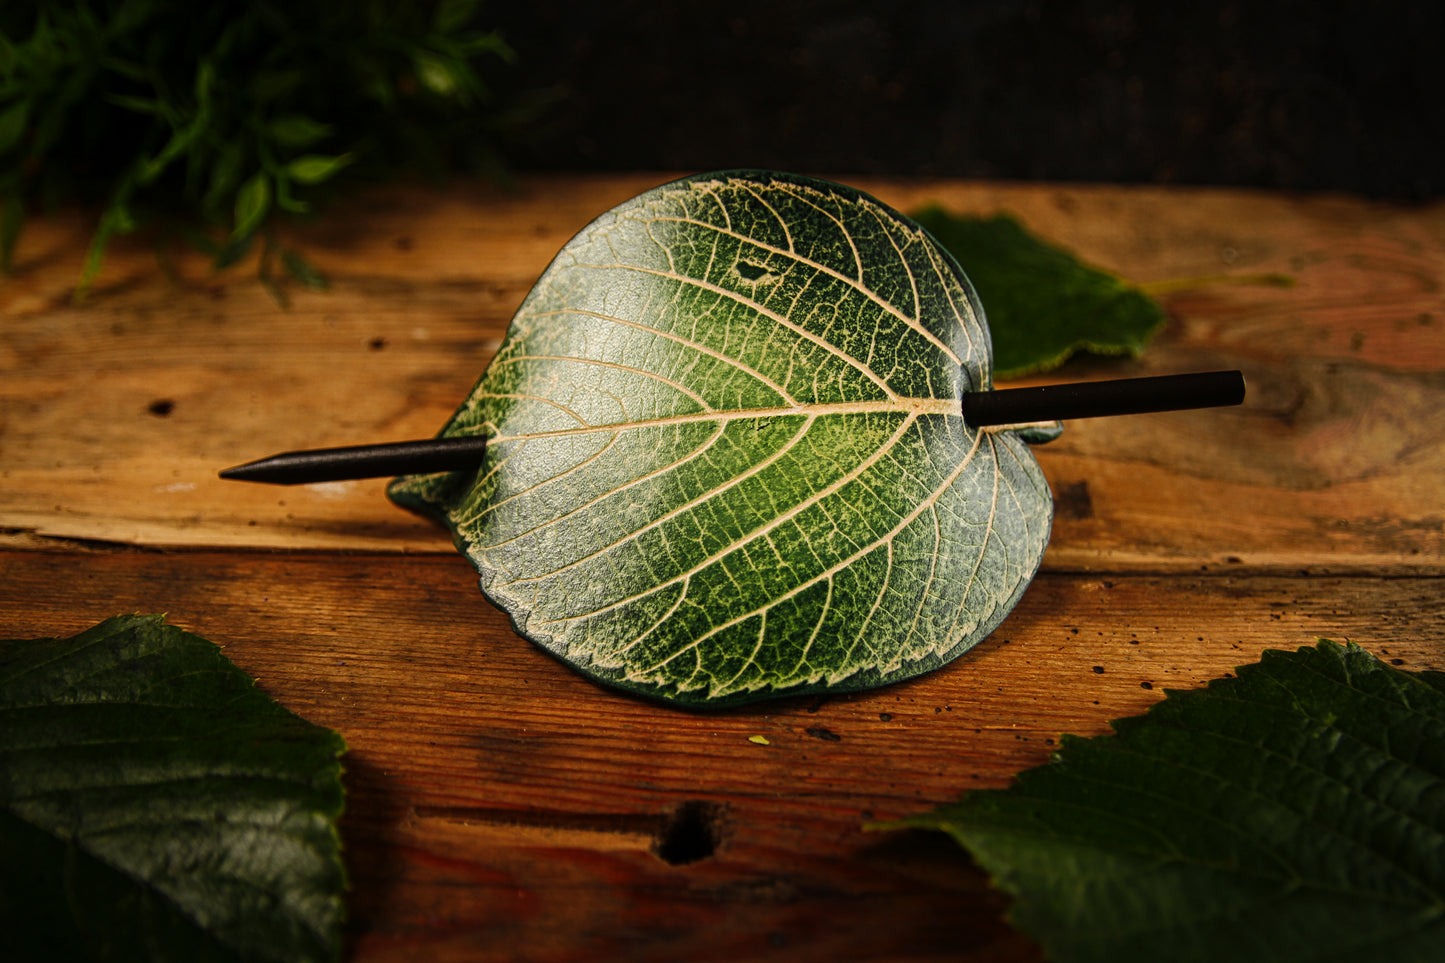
[219,435,490,485]
[961,369,1245,427]
[219,370,1244,485]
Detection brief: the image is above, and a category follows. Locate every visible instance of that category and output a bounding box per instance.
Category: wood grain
[3,174,1444,961]
[1,550,1440,961]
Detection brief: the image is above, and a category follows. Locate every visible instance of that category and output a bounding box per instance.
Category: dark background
[489,0,1444,200]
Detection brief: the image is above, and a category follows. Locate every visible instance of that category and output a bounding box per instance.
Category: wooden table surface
[3,174,1443,961]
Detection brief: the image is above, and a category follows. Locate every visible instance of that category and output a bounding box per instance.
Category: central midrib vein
[486,398,962,445]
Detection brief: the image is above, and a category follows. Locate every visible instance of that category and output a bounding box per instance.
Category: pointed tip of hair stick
[218,435,489,485]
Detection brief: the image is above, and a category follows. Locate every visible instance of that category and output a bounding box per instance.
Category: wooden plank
[2,549,1439,961]
[3,177,1443,572]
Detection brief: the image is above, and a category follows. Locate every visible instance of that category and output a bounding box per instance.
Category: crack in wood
[410,799,728,864]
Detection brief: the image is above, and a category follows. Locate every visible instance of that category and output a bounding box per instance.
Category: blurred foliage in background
[0,0,531,290]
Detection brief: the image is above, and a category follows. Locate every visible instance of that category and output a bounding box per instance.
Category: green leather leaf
[390,171,1053,706]
[0,615,347,962]
[880,641,1445,963]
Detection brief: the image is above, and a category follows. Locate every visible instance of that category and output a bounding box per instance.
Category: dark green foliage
[0,615,347,962]
[0,1,515,285]
[883,641,1445,963]
[911,207,1167,377]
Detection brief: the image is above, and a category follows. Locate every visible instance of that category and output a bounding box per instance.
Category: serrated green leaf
[881,640,1445,963]
[0,615,347,963]
[232,170,270,239]
[911,208,1166,378]
[389,171,1054,707]
[285,153,352,185]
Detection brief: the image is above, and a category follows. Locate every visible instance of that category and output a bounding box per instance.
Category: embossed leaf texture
[0,615,347,963]
[909,208,1167,378]
[390,171,1054,707]
[880,641,1445,963]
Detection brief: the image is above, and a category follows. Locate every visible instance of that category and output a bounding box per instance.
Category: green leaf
[139,116,205,185]
[413,52,461,97]
[910,208,1167,378]
[204,146,246,219]
[258,234,290,310]
[267,114,333,150]
[77,194,140,296]
[0,615,347,963]
[249,68,305,104]
[232,171,271,239]
[101,92,167,116]
[434,0,484,33]
[282,248,329,290]
[214,230,255,270]
[0,100,29,154]
[2,4,527,291]
[880,640,1445,963]
[284,153,353,185]
[389,171,1054,707]
[193,58,216,107]
[273,173,310,214]
[178,224,221,257]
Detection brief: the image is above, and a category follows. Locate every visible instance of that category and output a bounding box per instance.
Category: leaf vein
[602,262,900,400]
[650,212,963,370]
[641,421,985,687]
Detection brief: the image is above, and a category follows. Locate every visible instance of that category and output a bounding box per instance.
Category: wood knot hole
[654,800,726,865]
